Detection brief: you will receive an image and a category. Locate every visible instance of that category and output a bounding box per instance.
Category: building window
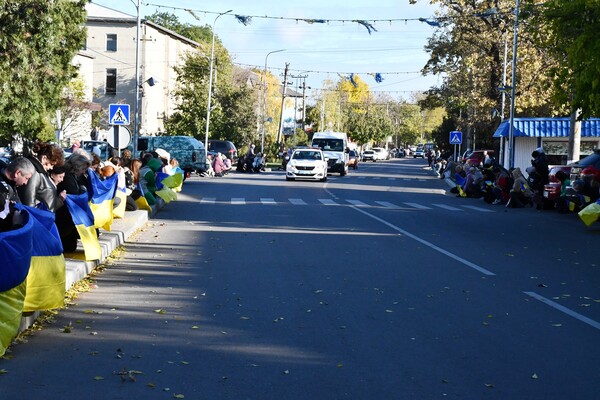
[106,68,117,95]
[106,34,117,52]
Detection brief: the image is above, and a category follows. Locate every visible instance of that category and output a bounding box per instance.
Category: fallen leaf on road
[485,383,494,388]
[154,309,167,314]
[93,376,104,380]
[531,373,538,379]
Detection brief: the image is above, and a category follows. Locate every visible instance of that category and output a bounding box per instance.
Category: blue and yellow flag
[65,193,102,261]
[16,205,66,312]
[0,208,33,357]
[159,172,184,193]
[88,169,118,231]
[0,207,33,292]
[0,281,26,357]
[113,189,127,219]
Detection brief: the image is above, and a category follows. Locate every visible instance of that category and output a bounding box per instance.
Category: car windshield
[313,139,343,152]
[293,151,321,160]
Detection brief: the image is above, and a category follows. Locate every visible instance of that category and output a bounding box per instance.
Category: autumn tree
[413,0,567,150]
[0,0,87,143]
[534,0,600,118]
[160,14,256,148]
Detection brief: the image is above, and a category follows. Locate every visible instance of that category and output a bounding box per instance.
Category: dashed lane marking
[318,199,338,205]
[231,198,245,205]
[403,202,432,210]
[432,203,463,211]
[289,198,307,205]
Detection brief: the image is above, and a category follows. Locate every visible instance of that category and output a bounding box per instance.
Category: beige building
[84,2,202,141]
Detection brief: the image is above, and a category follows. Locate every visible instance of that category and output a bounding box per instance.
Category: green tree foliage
[413,0,567,149]
[161,15,256,148]
[536,0,600,118]
[0,0,87,143]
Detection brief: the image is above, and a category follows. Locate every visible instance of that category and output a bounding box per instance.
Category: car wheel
[286,177,293,181]
[320,176,327,182]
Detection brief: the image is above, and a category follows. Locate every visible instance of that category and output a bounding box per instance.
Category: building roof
[493,117,600,138]
[86,2,201,49]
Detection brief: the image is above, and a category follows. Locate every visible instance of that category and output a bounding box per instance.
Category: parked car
[543,150,600,201]
[208,140,238,161]
[372,147,389,161]
[285,148,328,182]
[137,135,207,175]
[347,150,359,169]
[569,149,600,183]
[543,165,573,200]
[362,149,376,162]
[464,150,495,166]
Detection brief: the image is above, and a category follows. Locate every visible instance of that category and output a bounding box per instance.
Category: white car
[372,147,389,160]
[285,148,328,182]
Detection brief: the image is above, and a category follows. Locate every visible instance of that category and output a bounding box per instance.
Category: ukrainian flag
[159,172,184,193]
[65,193,102,261]
[17,205,66,312]
[0,208,33,356]
[113,188,127,219]
[88,169,118,231]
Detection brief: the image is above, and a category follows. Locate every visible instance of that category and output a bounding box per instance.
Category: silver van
[137,135,207,174]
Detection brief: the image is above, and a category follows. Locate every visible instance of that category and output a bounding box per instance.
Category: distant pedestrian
[90,126,99,141]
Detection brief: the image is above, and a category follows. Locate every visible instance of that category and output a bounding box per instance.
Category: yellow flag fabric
[0,281,26,357]
[113,190,127,219]
[578,201,600,227]
[23,255,66,312]
[161,173,184,192]
[66,194,102,261]
[135,195,153,212]
[88,169,118,231]
[18,205,67,311]
[155,187,177,203]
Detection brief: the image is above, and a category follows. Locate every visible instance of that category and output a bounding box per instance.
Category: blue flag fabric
[65,193,102,261]
[16,204,66,312]
[88,169,118,231]
[0,208,33,292]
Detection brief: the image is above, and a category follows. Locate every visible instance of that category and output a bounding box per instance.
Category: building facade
[84,3,201,141]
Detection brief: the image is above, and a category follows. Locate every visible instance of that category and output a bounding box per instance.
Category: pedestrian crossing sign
[109,104,130,125]
[449,131,462,145]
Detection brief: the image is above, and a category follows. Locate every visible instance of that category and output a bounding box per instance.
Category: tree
[0,0,87,143]
[413,0,568,149]
[536,0,600,118]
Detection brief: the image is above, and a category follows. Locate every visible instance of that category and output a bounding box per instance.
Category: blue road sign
[449,131,462,145]
[109,104,130,125]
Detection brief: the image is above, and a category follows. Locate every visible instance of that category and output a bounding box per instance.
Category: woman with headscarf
[17,141,66,212]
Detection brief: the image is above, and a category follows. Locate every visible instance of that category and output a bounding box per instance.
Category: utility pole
[276,63,289,144]
[290,73,307,132]
[301,77,309,131]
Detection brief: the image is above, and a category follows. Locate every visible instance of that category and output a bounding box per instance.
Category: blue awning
[493,117,600,138]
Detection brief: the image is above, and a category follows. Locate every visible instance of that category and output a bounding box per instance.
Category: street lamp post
[133,0,141,157]
[204,9,232,161]
[261,49,285,154]
[507,0,521,169]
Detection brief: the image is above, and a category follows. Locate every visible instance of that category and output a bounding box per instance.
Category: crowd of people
[440,147,600,222]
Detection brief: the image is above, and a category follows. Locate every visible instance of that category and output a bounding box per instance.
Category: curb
[18,209,150,332]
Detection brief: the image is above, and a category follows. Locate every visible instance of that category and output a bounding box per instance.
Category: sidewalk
[17,207,156,332]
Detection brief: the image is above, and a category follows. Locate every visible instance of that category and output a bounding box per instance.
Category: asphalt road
[2,157,599,399]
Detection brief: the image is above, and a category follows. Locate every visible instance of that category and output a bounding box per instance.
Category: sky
[93,0,443,101]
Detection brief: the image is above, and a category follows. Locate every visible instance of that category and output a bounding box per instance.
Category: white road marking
[289,198,306,205]
[375,201,400,209]
[318,199,338,205]
[347,200,369,207]
[260,198,276,205]
[524,291,600,331]
[349,206,496,276]
[462,205,495,213]
[200,197,216,204]
[433,203,463,211]
[231,198,245,205]
[403,202,432,210]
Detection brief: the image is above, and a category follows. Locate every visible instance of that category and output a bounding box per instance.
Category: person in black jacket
[55,152,92,252]
[531,147,550,209]
[0,157,35,231]
[17,141,66,212]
